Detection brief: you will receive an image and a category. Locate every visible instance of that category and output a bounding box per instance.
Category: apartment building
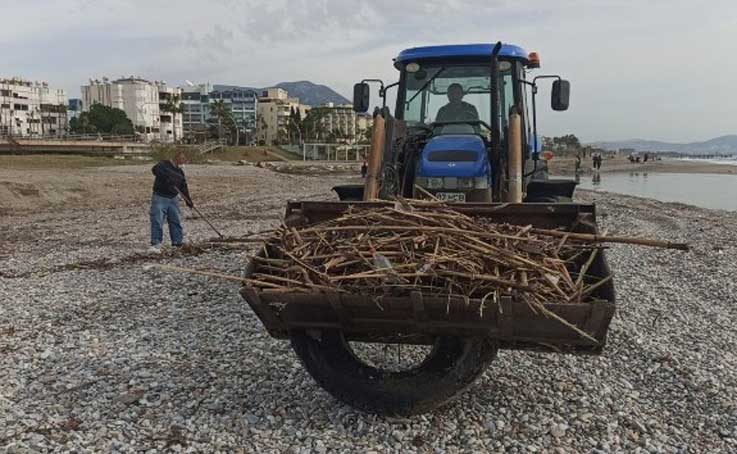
[156,82,183,143]
[355,112,373,142]
[310,102,373,143]
[257,88,309,145]
[180,82,211,141]
[81,77,170,142]
[211,85,258,144]
[179,83,258,144]
[67,98,83,123]
[0,78,68,138]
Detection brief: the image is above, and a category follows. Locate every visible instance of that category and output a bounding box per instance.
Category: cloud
[2,0,737,141]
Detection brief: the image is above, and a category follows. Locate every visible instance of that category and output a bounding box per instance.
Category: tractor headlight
[443,177,458,189]
[427,177,443,189]
[474,177,489,189]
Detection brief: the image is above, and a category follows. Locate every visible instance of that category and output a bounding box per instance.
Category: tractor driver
[436,83,479,123]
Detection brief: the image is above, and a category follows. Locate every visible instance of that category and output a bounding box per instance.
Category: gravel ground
[1,164,736,453]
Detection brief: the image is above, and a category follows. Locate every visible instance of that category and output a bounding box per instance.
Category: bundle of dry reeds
[245,200,636,307]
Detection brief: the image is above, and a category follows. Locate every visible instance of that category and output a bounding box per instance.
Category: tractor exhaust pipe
[507,111,523,203]
[364,112,386,201]
[490,42,503,200]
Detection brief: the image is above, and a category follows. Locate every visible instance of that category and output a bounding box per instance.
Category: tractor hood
[417,135,490,177]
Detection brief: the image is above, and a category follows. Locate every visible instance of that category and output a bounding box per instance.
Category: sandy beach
[1,160,736,452]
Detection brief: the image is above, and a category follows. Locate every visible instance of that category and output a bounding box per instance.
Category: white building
[180,82,211,141]
[0,78,68,138]
[310,102,373,144]
[156,82,183,143]
[257,88,309,146]
[81,77,181,143]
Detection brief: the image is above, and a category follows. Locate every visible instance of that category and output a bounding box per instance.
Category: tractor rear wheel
[289,329,498,416]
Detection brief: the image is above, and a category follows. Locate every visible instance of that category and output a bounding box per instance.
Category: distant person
[643,153,649,163]
[436,83,479,123]
[361,159,368,178]
[593,152,602,170]
[149,151,194,253]
[575,153,582,175]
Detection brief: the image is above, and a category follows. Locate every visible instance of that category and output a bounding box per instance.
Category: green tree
[301,108,329,142]
[70,104,133,135]
[549,134,581,152]
[287,107,305,145]
[161,94,183,143]
[208,99,238,144]
[361,124,373,144]
[69,115,96,134]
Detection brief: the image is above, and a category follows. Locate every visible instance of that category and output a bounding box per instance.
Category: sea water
[577,172,737,211]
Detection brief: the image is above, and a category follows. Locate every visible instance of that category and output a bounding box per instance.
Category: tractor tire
[289,329,498,416]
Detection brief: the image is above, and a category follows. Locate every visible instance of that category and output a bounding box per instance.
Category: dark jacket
[436,101,479,123]
[152,160,192,204]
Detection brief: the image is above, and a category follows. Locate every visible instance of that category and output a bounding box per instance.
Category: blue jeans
[150,193,183,246]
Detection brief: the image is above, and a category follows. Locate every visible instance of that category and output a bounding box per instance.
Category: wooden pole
[530,228,690,251]
[363,114,385,201]
[507,112,523,203]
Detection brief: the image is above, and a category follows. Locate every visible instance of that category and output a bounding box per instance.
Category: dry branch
[242,201,688,340]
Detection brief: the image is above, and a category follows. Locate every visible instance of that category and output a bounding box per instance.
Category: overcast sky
[3,0,736,142]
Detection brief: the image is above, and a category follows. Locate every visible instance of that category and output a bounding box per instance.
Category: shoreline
[549,156,737,176]
[575,187,735,214]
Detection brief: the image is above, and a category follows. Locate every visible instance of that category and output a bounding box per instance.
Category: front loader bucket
[332,184,365,201]
[242,201,615,354]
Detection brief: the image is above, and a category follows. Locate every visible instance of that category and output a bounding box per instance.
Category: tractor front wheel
[289,329,498,416]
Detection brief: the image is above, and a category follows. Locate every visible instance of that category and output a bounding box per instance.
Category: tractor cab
[351,42,572,203]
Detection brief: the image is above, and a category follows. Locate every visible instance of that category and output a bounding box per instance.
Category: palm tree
[162,94,183,143]
[209,99,229,144]
[302,108,329,142]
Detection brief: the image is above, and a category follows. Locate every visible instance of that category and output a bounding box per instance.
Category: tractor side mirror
[353,83,370,113]
[551,80,570,111]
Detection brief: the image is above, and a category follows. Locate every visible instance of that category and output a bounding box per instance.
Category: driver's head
[447,83,464,103]
[174,150,188,167]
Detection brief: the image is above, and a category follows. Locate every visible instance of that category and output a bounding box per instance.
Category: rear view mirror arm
[361,79,386,108]
[528,75,563,163]
[382,82,399,109]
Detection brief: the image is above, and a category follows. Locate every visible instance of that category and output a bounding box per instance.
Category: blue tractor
[335,41,577,203]
[242,42,614,416]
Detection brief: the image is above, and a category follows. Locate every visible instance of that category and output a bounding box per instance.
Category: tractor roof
[394,43,528,68]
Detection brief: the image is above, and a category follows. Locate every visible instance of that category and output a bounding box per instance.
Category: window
[499,70,515,132]
[401,63,514,128]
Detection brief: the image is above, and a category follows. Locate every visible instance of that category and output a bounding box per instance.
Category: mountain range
[273,81,350,106]
[212,80,350,107]
[591,135,737,155]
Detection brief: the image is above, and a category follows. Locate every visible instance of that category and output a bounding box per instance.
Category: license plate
[435,192,466,202]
